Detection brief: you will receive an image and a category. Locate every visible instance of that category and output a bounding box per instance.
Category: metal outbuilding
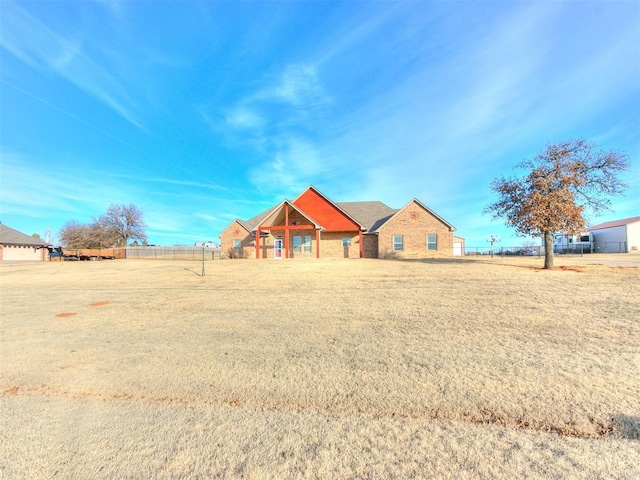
[588,216,640,253]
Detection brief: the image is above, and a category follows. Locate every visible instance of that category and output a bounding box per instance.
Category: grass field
[1,256,639,479]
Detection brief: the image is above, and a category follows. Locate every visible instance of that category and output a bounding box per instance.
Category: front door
[274,239,283,259]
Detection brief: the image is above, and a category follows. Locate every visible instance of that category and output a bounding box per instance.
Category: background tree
[485,139,628,269]
[59,220,93,248]
[98,204,147,247]
[58,204,147,248]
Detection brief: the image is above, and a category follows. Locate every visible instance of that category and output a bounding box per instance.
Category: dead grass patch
[1,258,638,478]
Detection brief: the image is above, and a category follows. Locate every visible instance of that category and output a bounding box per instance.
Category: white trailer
[552,232,594,253]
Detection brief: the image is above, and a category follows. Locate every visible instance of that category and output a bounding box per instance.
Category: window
[293,236,302,253]
[342,238,351,247]
[303,235,311,253]
[293,235,312,253]
[393,235,403,251]
[233,239,242,250]
[427,234,437,251]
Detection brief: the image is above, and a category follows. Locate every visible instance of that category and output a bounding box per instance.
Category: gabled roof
[379,198,456,233]
[410,198,456,231]
[257,200,323,229]
[220,187,456,237]
[588,216,640,231]
[0,223,46,246]
[341,198,455,233]
[237,207,275,232]
[336,201,398,232]
[293,186,365,231]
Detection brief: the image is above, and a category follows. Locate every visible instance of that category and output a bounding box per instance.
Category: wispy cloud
[0,1,144,129]
[215,62,332,195]
[94,0,125,16]
[268,64,331,110]
[224,63,331,130]
[0,153,130,222]
[193,213,220,223]
[248,137,325,197]
[224,106,266,130]
[1,79,142,150]
[320,1,637,210]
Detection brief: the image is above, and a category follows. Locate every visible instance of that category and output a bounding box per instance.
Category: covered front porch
[255,201,321,259]
[254,201,363,259]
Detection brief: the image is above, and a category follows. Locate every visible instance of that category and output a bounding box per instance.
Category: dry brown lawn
[1,255,639,479]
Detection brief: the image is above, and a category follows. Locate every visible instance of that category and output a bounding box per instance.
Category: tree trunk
[543,231,554,269]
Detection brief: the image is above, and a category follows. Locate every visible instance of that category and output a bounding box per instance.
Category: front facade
[588,216,640,253]
[371,199,455,259]
[0,224,47,261]
[219,186,457,259]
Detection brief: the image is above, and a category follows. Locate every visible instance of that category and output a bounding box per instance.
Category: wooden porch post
[316,229,320,258]
[256,228,260,258]
[359,231,363,258]
[284,204,290,259]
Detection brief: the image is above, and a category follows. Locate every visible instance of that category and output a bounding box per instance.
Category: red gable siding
[293,187,360,232]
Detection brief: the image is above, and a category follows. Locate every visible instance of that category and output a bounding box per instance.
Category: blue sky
[1,0,638,248]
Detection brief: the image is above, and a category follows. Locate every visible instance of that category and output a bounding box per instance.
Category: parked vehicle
[552,232,593,253]
[39,246,115,261]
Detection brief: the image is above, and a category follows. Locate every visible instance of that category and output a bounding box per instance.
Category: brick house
[219,186,457,259]
[0,223,48,261]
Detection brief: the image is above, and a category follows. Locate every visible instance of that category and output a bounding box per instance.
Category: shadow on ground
[615,414,640,440]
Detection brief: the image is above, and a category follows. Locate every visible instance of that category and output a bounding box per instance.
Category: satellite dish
[487,234,501,243]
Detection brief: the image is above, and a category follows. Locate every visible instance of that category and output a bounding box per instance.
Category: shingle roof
[0,223,46,246]
[588,216,640,231]
[336,201,398,232]
[231,194,451,235]
[237,204,288,232]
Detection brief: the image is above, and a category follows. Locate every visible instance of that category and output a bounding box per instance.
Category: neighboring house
[219,186,457,259]
[0,223,48,261]
[588,216,640,253]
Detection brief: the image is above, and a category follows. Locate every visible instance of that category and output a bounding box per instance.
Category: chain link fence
[593,242,628,253]
[126,246,222,260]
[464,242,627,257]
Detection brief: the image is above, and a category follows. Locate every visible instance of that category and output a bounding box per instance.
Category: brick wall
[219,221,254,258]
[362,234,378,258]
[319,232,361,259]
[376,201,454,258]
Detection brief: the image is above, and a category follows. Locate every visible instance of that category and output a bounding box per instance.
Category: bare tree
[485,139,629,269]
[59,220,93,248]
[59,204,147,249]
[99,204,147,247]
